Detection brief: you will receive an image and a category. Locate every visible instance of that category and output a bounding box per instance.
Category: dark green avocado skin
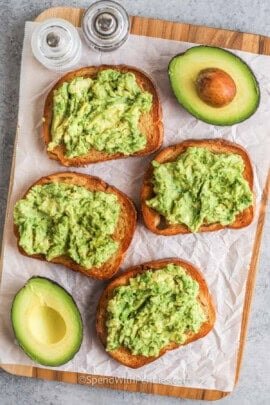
[11,276,83,367]
[168,45,260,126]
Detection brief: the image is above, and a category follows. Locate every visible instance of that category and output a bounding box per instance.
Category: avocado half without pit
[168,46,260,125]
[11,277,83,367]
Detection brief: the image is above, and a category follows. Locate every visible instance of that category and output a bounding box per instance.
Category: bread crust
[14,172,137,280]
[43,65,163,166]
[141,138,254,235]
[96,258,216,368]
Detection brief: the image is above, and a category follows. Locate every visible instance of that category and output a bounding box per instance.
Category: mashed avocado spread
[48,69,153,157]
[14,183,120,268]
[106,264,206,357]
[146,147,253,232]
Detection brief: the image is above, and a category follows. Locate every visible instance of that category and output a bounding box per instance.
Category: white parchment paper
[0,22,269,392]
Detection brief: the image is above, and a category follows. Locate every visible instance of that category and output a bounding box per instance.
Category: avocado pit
[196,68,236,108]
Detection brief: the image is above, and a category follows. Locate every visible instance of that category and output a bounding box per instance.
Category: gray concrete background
[0,1,269,404]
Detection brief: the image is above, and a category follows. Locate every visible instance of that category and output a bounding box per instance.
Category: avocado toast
[96,258,215,368]
[13,172,136,279]
[43,65,163,166]
[141,139,254,235]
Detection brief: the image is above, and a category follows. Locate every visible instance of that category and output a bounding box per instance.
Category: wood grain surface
[1,6,270,401]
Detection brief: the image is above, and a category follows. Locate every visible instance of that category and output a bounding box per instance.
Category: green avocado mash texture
[14,183,120,268]
[146,147,253,232]
[48,69,153,157]
[106,264,206,357]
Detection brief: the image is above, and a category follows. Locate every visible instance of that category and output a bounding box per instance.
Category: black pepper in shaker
[82,0,130,51]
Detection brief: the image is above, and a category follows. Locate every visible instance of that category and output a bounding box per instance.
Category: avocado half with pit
[168,46,260,125]
[11,277,83,366]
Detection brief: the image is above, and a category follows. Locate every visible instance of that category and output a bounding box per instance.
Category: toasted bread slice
[14,172,136,280]
[43,65,163,166]
[96,258,216,368]
[141,139,254,235]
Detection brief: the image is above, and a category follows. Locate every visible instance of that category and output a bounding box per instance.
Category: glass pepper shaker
[31,18,82,71]
[82,0,130,52]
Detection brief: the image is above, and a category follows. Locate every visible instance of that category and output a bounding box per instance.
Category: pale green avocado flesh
[106,264,206,357]
[11,277,83,366]
[49,69,153,157]
[146,147,253,232]
[13,182,120,269]
[168,46,260,125]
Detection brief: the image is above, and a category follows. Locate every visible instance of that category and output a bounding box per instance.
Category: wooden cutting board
[1,6,270,401]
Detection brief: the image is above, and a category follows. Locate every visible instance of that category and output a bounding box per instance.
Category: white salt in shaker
[82,0,130,52]
[31,18,82,71]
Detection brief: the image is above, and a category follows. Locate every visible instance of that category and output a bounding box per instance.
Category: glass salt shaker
[31,18,82,71]
[82,0,130,52]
